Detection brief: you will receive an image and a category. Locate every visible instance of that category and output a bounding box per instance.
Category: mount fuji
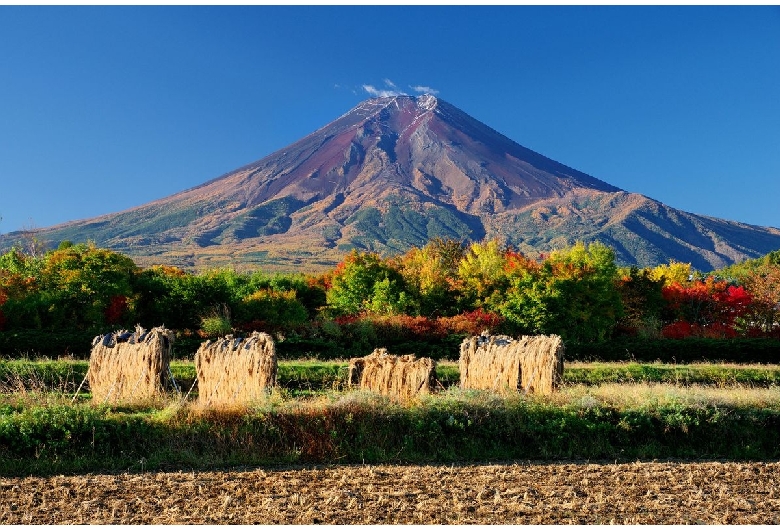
[5,95,780,271]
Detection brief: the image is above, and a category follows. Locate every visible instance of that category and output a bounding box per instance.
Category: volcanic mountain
[5,95,780,271]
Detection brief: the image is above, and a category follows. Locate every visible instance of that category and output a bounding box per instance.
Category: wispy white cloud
[362,84,406,98]
[410,85,440,95]
[361,79,440,98]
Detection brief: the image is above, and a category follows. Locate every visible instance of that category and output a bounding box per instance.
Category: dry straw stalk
[194,332,277,407]
[348,348,437,402]
[88,326,175,405]
[459,333,564,395]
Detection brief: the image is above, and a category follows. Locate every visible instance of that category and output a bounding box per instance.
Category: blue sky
[1,6,779,234]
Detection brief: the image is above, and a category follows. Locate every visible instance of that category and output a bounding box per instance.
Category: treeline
[1,239,780,360]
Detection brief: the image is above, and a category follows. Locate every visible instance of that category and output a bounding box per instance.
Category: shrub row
[5,327,780,366]
[1,399,779,475]
[275,334,469,362]
[568,337,780,364]
[0,330,97,360]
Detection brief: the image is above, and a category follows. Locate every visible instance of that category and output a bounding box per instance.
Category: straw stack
[88,325,174,404]
[194,331,277,407]
[348,348,436,402]
[459,333,564,395]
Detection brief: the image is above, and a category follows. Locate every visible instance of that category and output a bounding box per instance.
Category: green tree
[134,267,237,330]
[496,242,622,342]
[38,243,138,329]
[133,265,193,329]
[267,273,327,318]
[326,251,412,315]
[0,243,139,330]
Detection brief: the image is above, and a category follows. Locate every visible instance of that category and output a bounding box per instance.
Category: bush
[235,289,308,331]
[199,304,233,338]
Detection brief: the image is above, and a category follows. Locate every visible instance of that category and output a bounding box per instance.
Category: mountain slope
[3,95,780,271]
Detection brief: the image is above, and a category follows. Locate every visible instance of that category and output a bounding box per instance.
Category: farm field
[1,359,780,523]
[2,461,779,524]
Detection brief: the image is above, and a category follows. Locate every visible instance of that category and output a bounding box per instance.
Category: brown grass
[88,326,174,405]
[194,332,277,407]
[459,334,564,395]
[348,348,436,402]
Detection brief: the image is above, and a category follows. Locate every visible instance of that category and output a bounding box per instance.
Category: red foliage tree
[661,277,753,338]
[439,308,505,335]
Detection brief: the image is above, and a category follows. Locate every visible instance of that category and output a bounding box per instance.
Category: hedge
[567,338,780,364]
[2,330,780,365]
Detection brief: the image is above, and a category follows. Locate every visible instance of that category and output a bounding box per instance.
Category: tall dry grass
[88,326,174,405]
[194,331,277,407]
[459,334,564,395]
[348,348,437,402]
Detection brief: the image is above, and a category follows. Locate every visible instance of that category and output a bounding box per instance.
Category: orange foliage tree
[397,237,465,317]
[740,263,780,336]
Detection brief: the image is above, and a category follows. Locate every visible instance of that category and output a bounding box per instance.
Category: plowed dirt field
[2,461,779,524]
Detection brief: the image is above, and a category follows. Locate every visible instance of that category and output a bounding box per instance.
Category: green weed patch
[1,393,779,476]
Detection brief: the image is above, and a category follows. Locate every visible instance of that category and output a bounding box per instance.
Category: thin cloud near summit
[410,85,439,95]
[362,79,439,98]
[362,84,404,98]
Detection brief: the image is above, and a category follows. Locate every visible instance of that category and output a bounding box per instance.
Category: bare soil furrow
[2,461,779,524]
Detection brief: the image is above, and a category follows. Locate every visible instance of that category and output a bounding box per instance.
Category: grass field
[3,358,780,396]
[0,358,779,475]
[2,357,779,523]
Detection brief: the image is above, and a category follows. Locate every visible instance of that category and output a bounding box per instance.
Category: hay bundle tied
[195,331,277,406]
[348,348,436,402]
[88,325,174,404]
[459,333,564,395]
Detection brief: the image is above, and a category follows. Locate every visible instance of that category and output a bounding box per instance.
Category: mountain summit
[6,95,780,270]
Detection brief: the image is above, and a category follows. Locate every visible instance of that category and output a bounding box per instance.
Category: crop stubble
[2,461,779,524]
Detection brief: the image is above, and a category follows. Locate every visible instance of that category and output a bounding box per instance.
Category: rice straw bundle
[88,325,174,404]
[348,348,436,402]
[194,332,277,407]
[459,333,564,395]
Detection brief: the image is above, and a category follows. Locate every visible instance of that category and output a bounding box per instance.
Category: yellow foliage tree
[457,239,506,302]
[649,260,692,287]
